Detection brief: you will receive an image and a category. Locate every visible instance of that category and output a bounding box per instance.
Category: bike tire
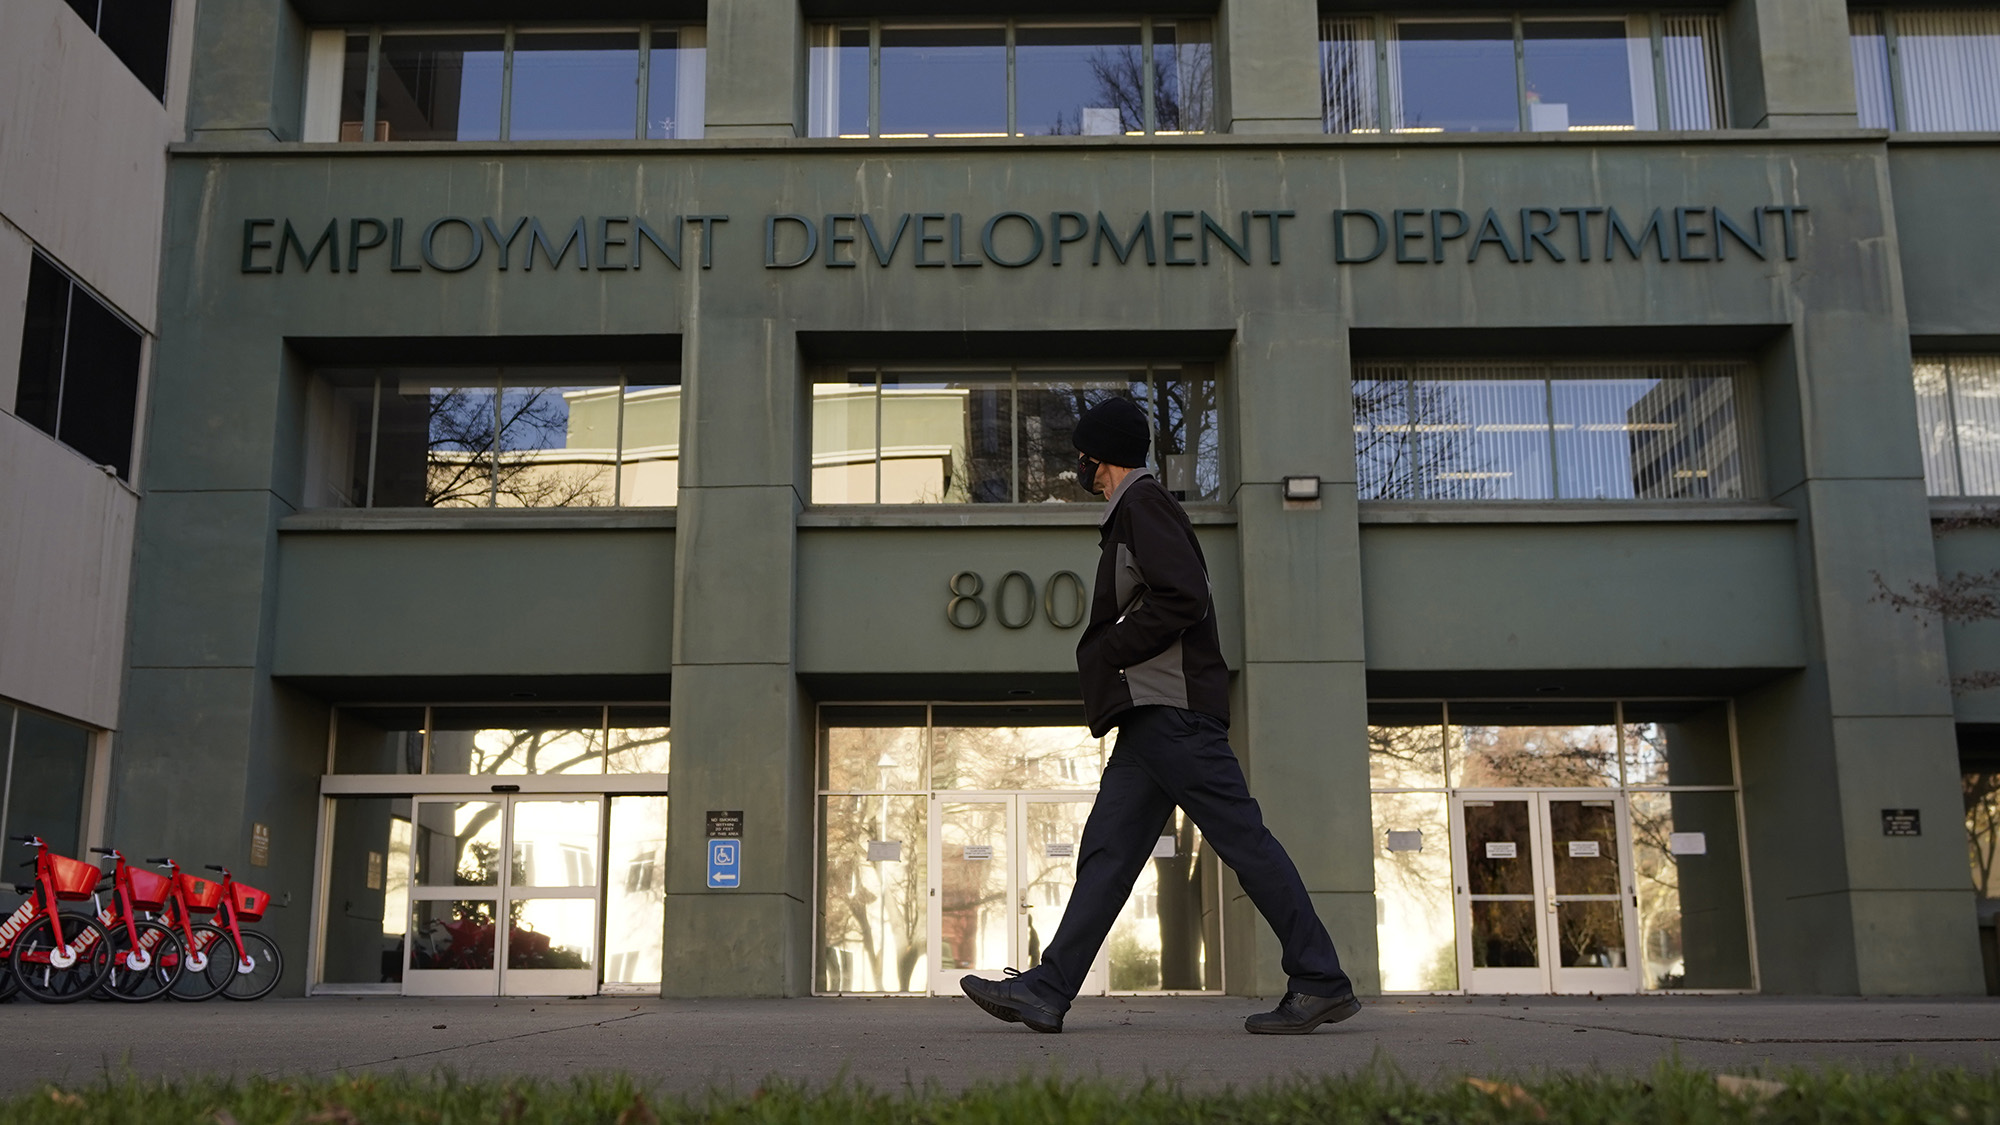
[103,920,185,1002]
[218,929,283,1000]
[11,914,113,1003]
[166,925,234,1002]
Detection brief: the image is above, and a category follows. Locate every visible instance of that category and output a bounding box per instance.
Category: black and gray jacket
[1075,469,1230,736]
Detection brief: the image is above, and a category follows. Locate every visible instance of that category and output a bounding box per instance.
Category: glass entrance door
[1451,791,1640,994]
[404,795,602,996]
[931,795,1102,995]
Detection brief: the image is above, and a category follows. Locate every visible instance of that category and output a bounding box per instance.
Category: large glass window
[1913,355,2000,496]
[811,364,1220,504]
[1369,699,1751,993]
[329,706,670,776]
[62,0,172,100]
[1354,359,1758,502]
[808,19,1212,137]
[333,26,705,142]
[305,363,680,509]
[0,704,96,927]
[14,252,143,479]
[1322,13,1725,134]
[1852,9,2000,131]
[816,704,1215,995]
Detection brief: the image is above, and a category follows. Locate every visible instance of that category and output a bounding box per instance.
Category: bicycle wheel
[11,914,112,1003]
[166,924,233,1002]
[218,929,283,1000]
[103,920,184,1002]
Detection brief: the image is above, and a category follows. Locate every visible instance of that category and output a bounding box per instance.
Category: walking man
[960,397,1361,1035]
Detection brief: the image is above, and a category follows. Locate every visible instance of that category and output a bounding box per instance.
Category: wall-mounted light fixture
[1282,476,1321,502]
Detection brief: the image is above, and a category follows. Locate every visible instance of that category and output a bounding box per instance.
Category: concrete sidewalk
[7,995,1998,1095]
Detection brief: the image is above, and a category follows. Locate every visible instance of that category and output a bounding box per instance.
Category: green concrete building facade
[85,0,2000,998]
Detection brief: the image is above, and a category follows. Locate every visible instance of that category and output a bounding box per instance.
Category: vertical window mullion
[421,706,433,774]
[1884,9,1908,133]
[48,279,75,441]
[362,28,381,143]
[615,370,629,506]
[490,376,503,507]
[1402,370,1419,499]
[1375,16,1392,132]
[635,26,652,141]
[1650,12,1671,130]
[1544,369,1560,499]
[1006,21,1017,137]
[1945,359,1970,497]
[365,376,382,508]
[1440,700,1453,789]
[1142,18,1157,134]
[1614,701,1627,788]
[500,26,516,141]
[1010,368,1020,504]
[869,21,882,138]
[1513,15,1529,132]
[873,370,883,504]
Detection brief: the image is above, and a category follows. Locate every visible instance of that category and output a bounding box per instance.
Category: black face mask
[1077,453,1101,495]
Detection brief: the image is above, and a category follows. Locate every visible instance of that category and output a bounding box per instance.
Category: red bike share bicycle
[150,858,282,1001]
[86,847,186,1001]
[0,835,113,1002]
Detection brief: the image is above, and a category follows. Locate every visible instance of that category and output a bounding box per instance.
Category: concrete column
[183,0,307,142]
[661,316,811,995]
[1225,312,1378,995]
[1736,233,1984,991]
[1724,0,1859,129]
[703,0,805,139]
[111,340,329,994]
[1215,0,1324,136]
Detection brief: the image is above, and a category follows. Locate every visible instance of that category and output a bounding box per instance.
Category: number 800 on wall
[948,571,1087,630]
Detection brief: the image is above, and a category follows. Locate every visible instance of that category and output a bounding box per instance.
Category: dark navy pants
[1021,705,1352,1008]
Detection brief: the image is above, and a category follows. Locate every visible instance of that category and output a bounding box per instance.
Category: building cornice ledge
[278,509,676,532]
[1360,501,1797,525]
[168,129,1895,159]
[799,505,1236,528]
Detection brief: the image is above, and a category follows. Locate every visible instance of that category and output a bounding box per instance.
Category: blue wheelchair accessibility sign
[707,839,740,888]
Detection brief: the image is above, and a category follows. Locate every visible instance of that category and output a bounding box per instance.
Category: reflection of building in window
[811,364,1221,504]
[304,367,680,510]
[625,848,660,894]
[1911,355,2000,496]
[807,19,1212,139]
[1321,13,1726,134]
[1624,371,1747,499]
[1355,360,1757,501]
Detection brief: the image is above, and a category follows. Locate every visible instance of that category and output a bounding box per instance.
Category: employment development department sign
[239,204,1808,276]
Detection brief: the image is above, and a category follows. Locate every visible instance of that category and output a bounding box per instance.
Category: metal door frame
[927,791,1107,997]
[1449,789,1641,995]
[400,794,604,997]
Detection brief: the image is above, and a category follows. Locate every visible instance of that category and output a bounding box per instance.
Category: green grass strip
[4,1061,1999,1124]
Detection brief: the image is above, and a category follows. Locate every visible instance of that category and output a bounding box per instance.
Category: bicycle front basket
[178,873,224,913]
[231,883,270,922]
[126,867,172,910]
[47,854,103,901]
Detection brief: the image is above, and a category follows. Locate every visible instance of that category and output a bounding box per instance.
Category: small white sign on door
[1485,841,1518,859]
[1152,836,1177,859]
[1568,840,1600,858]
[963,845,993,861]
[867,840,902,862]
[1669,831,1708,856]
[1045,842,1074,858]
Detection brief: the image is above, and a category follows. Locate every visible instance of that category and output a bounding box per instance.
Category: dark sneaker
[1244,990,1363,1035]
[961,970,1065,1034]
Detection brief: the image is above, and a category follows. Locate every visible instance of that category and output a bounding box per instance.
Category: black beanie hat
[1072,398,1150,468]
